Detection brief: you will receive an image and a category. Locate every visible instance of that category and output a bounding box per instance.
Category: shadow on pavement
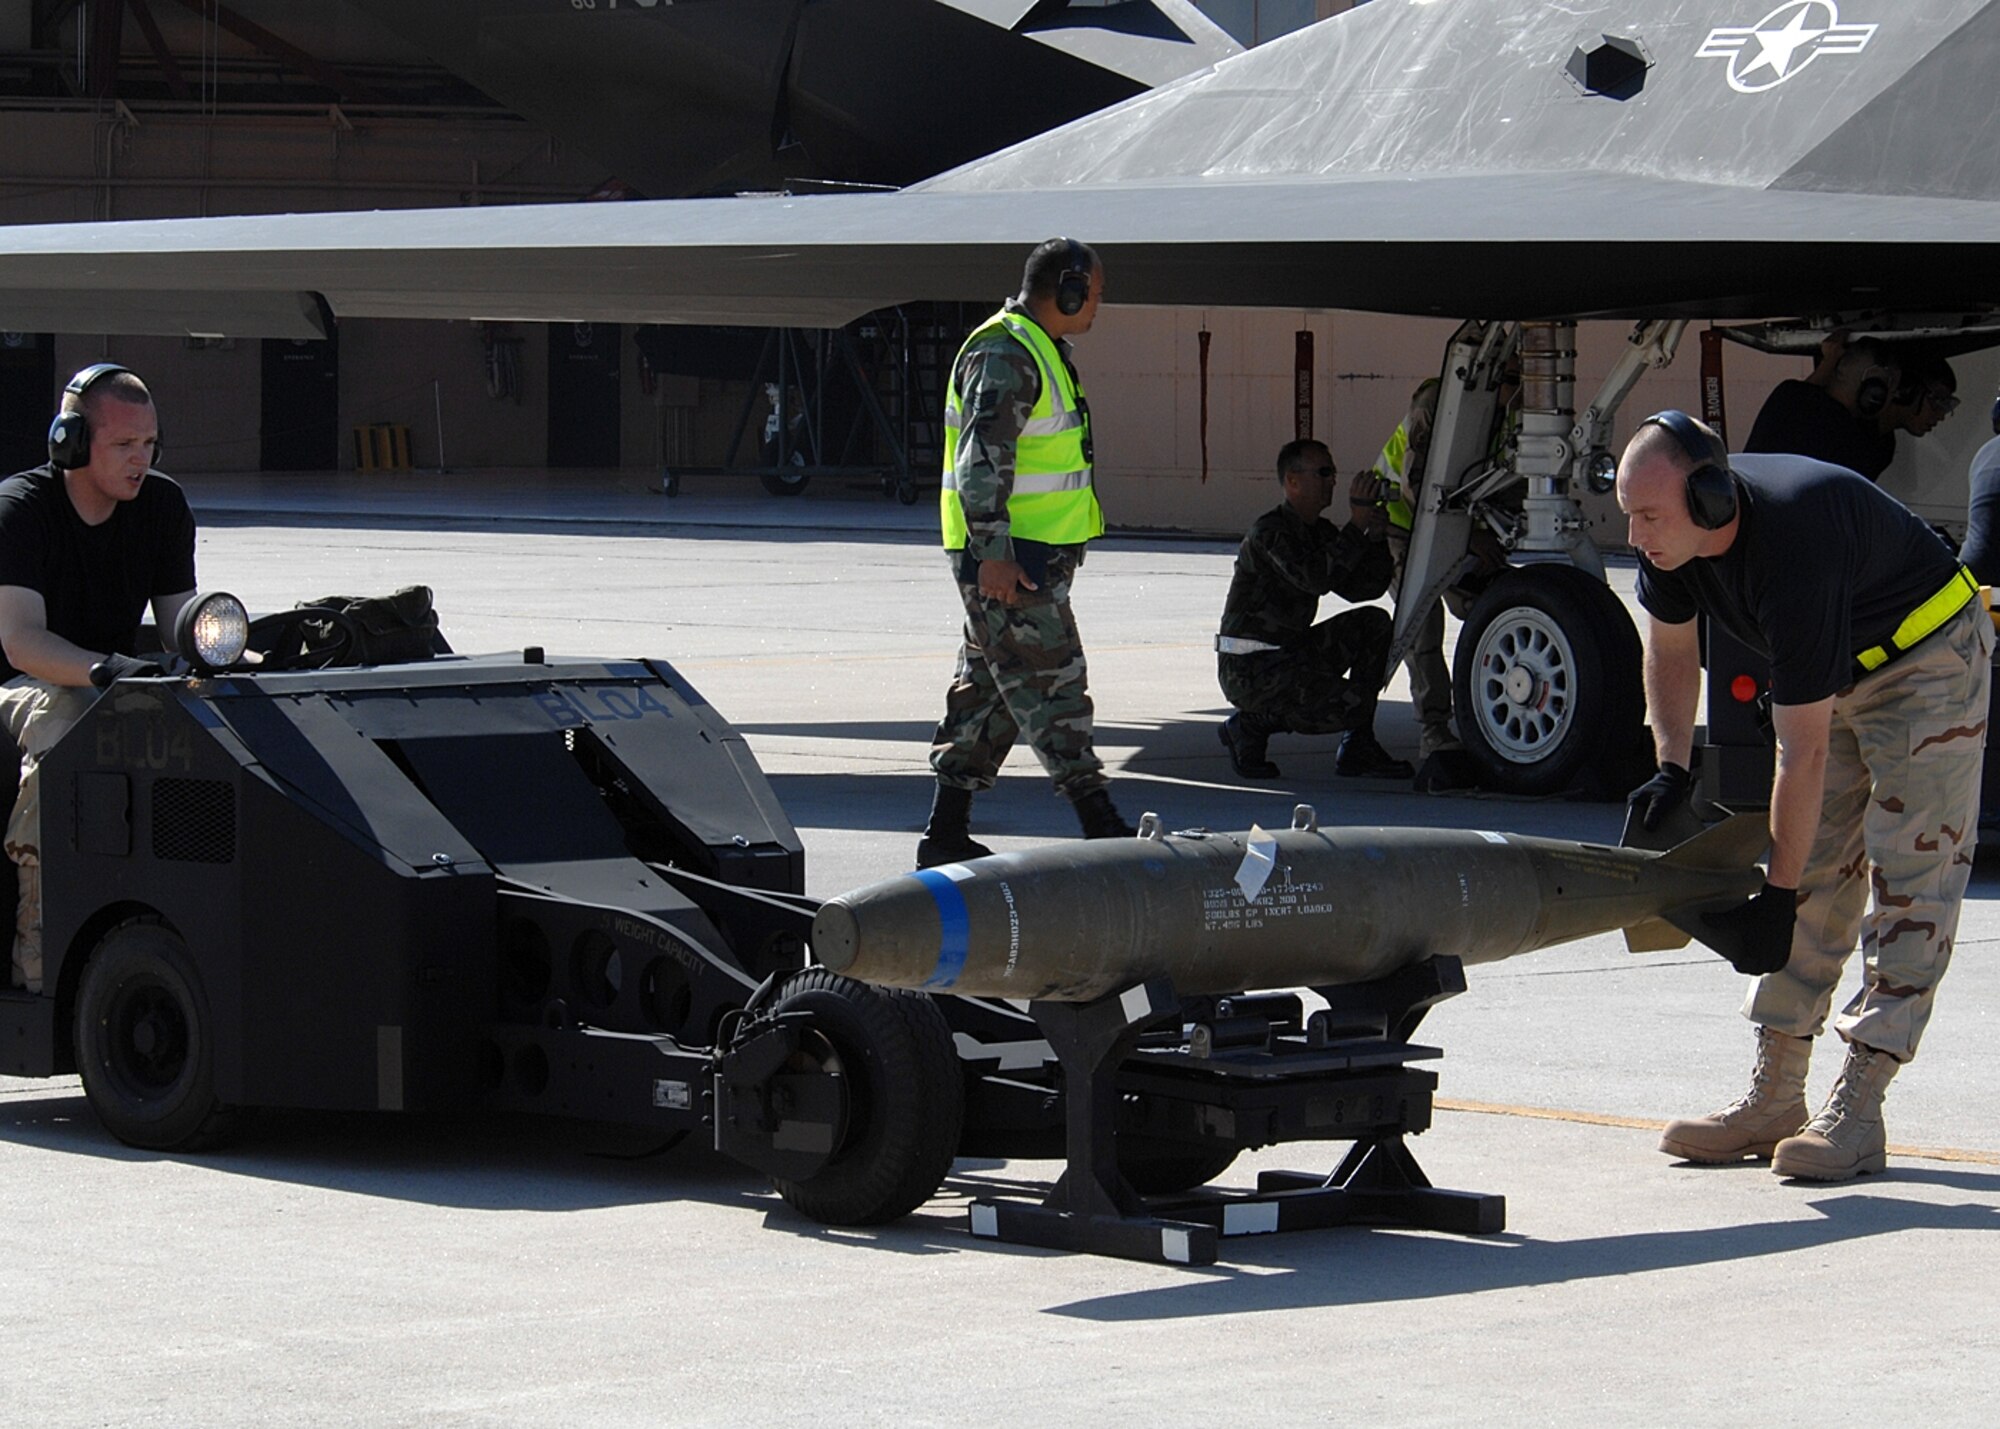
[766,761,1631,844]
[735,718,941,746]
[1041,1191,2000,1319]
[0,1089,776,1215]
[1868,1164,2000,1192]
[14,1085,1993,1277]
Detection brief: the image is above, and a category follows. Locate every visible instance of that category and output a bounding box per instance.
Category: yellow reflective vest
[1376,421,1416,532]
[941,308,1103,550]
[1376,396,1516,534]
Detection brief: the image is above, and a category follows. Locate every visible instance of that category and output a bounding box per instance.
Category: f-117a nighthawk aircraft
[339,0,1243,199]
[2,0,1997,793]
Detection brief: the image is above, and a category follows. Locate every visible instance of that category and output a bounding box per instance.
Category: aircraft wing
[4,0,1997,336]
[336,0,1241,197]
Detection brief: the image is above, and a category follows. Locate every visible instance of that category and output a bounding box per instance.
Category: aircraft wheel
[895,476,919,507]
[759,459,811,497]
[1453,565,1644,797]
[769,969,964,1226]
[1118,1136,1240,1196]
[74,918,236,1151]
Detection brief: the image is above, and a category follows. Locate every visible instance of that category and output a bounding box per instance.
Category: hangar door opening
[548,322,622,468]
[261,335,340,471]
[0,332,54,475]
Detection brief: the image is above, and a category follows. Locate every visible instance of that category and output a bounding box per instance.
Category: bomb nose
[812,899,862,972]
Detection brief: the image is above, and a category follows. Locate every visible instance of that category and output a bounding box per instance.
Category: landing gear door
[1389,326,1505,666]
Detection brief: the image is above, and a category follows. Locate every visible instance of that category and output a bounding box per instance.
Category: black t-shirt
[1743,379,1896,480]
[1635,453,1960,705]
[0,465,198,680]
[1963,435,2000,587]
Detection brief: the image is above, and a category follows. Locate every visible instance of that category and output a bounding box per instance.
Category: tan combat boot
[1658,1025,1811,1162]
[1771,1041,1900,1181]
[1419,723,1463,760]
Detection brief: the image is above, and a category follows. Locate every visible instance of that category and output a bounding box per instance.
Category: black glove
[1626,761,1693,832]
[88,652,168,689]
[1697,882,1797,975]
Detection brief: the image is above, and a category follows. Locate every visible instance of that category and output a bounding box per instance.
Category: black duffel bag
[295,585,448,665]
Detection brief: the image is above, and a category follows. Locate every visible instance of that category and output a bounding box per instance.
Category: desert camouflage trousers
[0,677,96,991]
[929,549,1105,800]
[1217,606,1391,736]
[1747,602,1992,1060]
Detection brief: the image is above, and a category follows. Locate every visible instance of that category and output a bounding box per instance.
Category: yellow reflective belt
[1854,566,1979,673]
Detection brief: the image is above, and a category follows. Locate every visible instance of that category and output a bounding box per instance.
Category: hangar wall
[1079,307,1809,536]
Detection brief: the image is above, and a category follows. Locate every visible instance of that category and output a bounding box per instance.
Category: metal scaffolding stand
[653,316,939,503]
[967,956,1505,1266]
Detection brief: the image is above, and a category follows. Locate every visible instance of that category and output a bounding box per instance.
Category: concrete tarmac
[4,469,1996,1427]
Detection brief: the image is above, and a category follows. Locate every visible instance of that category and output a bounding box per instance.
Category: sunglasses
[1925,388,1961,414]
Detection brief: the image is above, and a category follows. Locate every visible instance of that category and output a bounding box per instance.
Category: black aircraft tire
[1453,565,1644,797]
[74,918,236,1152]
[769,969,964,1226]
[759,466,811,497]
[1118,1137,1240,1196]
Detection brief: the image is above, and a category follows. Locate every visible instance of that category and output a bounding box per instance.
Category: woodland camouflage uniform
[930,300,1104,798]
[1217,502,1396,735]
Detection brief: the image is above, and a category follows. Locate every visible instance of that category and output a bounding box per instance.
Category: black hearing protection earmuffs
[1640,409,1738,530]
[1054,237,1092,317]
[1854,365,1892,419]
[47,363,138,470]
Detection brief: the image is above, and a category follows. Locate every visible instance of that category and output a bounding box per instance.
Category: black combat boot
[915,784,994,869]
[1070,787,1136,840]
[1334,728,1415,780]
[1218,712,1281,779]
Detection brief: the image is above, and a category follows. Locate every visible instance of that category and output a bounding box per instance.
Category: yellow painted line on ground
[1436,1096,1662,1131]
[1435,1097,2000,1166]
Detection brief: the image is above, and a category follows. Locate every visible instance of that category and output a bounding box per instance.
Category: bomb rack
[967,955,1505,1266]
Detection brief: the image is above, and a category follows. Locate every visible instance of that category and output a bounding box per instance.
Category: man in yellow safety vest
[917,238,1134,868]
